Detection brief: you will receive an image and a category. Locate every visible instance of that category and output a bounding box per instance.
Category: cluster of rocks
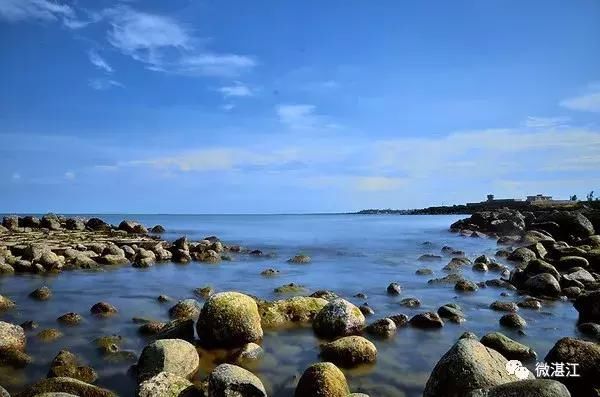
[0,215,253,275]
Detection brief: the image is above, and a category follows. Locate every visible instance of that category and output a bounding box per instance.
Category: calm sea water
[0,215,582,396]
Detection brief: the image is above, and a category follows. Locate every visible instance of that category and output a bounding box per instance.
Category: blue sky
[1,0,599,213]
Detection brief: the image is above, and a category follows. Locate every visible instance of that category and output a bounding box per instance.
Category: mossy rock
[480,332,536,361]
[274,283,306,294]
[37,328,64,342]
[137,371,193,397]
[258,296,328,328]
[320,336,377,367]
[313,299,365,338]
[295,362,349,397]
[288,254,311,264]
[196,292,263,347]
[14,377,116,397]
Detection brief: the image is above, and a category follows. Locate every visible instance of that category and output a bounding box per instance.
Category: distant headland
[355,192,600,215]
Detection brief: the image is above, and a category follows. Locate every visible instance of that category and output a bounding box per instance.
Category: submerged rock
[295,362,350,397]
[29,286,52,301]
[499,313,527,329]
[37,328,63,342]
[57,312,83,326]
[288,254,311,264]
[490,301,518,312]
[410,312,444,328]
[0,294,16,311]
[47,350,97,383]
[386,282,402,295]
[423,338,532,397]
[90,302,118,317]
[313,298,365,338]
[168,299,201,320]
[320,336,377,367]
[197,292,263,347]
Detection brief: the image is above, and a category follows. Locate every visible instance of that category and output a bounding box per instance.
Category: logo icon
[505,360,529,380]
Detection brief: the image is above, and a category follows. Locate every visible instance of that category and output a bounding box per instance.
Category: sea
[0,214,583,396]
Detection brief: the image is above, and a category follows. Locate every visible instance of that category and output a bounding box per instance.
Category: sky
[0,0,599,214]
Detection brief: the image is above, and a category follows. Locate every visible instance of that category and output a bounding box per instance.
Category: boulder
[539,211,595,239]
[313,298,365,338]
[365,318,397,338]
[14,377,116,397]
[234,342,264,362]
[410,312,444,328]
[574,290,600,323]
[490,301,518,312]
[137,339,199,382]
[320,336,377,367]
[207,363,267,397]
[258,296,328,328]
[0,294,16,310]
[137,372,193,397]
[0,321,26,351]
[118,220,148,234]
[65,218,85,231]
[149,225,166,234]
[47,350,97,383]
[423,338,532,397]
[29,286,52,301]
[295,362,349,397]
[480,332,536,361]
[288,254,311,264]
[155,319,195,342]
[41,214,62,230]
[386,282,402,295]
[2,215,19,230]
[557,256,590,271]
[86,218,110,231]
[169,299,201,320]
[544,337,600,397]
[499,313,527,329]
[524,273,561,297]
[455,280,479,292]
[466,379,571,397]
[507,247,537,263]
[90,302,118,317]
[57,313,83,326]
[196,292,263,347]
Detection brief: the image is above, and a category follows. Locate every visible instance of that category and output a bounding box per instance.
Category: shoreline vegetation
[1,209,600,396]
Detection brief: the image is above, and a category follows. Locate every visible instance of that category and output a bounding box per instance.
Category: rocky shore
[1,210,600,396]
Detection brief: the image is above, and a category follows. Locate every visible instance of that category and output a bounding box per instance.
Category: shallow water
[0,214,585,396]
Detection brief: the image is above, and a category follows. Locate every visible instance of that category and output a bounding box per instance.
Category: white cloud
[88,78,123,90]
[355,176,408,192]
[277,104,317,129]
[221,104,235,111]
[103,6,256,77]
[218,82,253,97]
[88,50,113,73]
[560,84,600,113]
[0,0,74,23]
[64,171,75,180]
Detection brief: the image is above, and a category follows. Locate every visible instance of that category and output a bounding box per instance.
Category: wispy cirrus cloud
[218,81,253,98]
[88,78,123,91]
[88,49,113,73]
[0,0,74,24]
[522,116,570,128]
[560,83,600,113]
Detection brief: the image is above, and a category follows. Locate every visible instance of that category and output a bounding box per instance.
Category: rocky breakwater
[0,214,254,276]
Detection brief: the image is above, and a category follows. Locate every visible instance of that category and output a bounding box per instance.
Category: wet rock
[562,286,582,298]
[444,257,472,272]
[94,335,122,355]
[428,273,466,285]
[480,332,536,361]
[137,371,193,397]
[157,295,171,303]
[41,214,61,230]
[320,336,377,367]
[517,297,542,310]
[310,290,339,301]
[274,283,306,294]
[288,254,311,264]
[118,220,147,234]
[466,379,571,397]
[365,318,397,338]
[234,342,264,362]
[499,313,527,329]
[152,244,172,261]
[166,298,200,320]
[37,328,63,342]
[137,339,200,382]
[47,350,97,383]
[565,268,595,284]
[577,322,600,339]
[258,296,328,328]
[0,321,26,352]
[473,262,488,272]
[524,273,562,297]
[2,215,19,230]
[0,262,14,274]
[410,312,444,328]
[193,286,214,299]
[416,268,433,275]
[399,297,421,307]
[133,248,156,268]
[155,319,195,342]
[460,331,478,340]
[295,362,349,397]
[29,286,52,301]
[14,377,116,397]
[507,247,537,263]
[490,301,518,312]
[260,268,279,276]
[539,211,595,239]
[423,338,532,397]
[313,298,365,338]
[388,313,409,327]
[386,282,402,295]
[20,320,38,331]
[65,218,85,231]
[359,304,374,316]
[57,313,83,326]
[197,292,263,347]
[98,254,128,266]
[149,225,166,234]
[0,347,32,368]
[485,279,516,290]
[557,256,589,271]
[574,289,600,324]
[0,294,16,310]
[208,363,267,397]
[90,302,118,317]
[544,337,600,397]
[138,322,166,336]
[438,304,465,323]
[455,280,479,292]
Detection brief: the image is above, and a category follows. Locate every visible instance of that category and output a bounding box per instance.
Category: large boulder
[466,379,571,397]
[41,214,62,230]
[313,298,365,338]
[136,339,199,382]
[539,211,595,239]
[14,377,116,397]
[574,290,600,323]
[423,338,532,397]
[295,362,350,397]
[137,371,193,397]
[118,220,148,234]
[86,218,110,231]
[319,336,377,367]
[168,299,201,320]
[196,292,263,347]
[543,337,600,397]
[258,296,328,328]
[207,363,267,397]
[524,273,561,297]
[0,294,16,311]
[47,350,97,383]
[2,215,19,230]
